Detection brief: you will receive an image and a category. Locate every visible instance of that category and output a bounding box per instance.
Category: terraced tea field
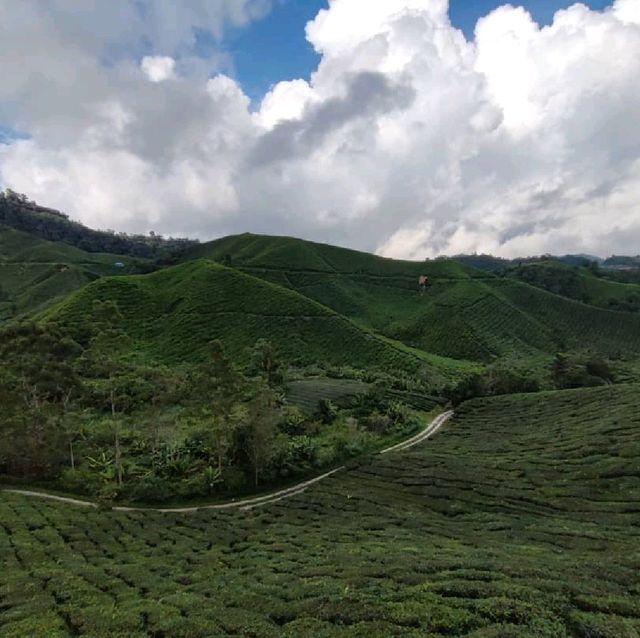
[287,378,372,413]
[2,384,639,637]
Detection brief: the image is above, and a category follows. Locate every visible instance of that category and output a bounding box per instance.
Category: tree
[0,322,83,478]
[242,380,280,487]
[247,339,282,386]
[83,301,132,487]
[193,340,245,481]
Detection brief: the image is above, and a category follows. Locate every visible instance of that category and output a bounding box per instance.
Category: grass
[1,384,638,637]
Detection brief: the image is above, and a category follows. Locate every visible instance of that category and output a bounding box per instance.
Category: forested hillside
[0,190,196,258]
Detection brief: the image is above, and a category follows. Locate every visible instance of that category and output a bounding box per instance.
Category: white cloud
[141,56,176,82]
[1,0,640,258]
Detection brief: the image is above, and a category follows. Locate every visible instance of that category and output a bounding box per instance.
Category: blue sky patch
[224,0,612,101]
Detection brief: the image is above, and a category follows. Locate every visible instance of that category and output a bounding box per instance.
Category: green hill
[2,384,638,636]
[507,260,640,312]
[183,234,640,365]
[44,259,474,381]
[183,232,480,278]
[0,225,143,321]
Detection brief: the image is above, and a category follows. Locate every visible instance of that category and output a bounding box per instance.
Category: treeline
[0,189,198,259]
[0,305,421,503]
[445,353,615,405]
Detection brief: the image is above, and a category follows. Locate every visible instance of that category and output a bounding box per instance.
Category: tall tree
[193,340,245,481]
[84,301,132,487]
[248,339,282,387]
[0,322,82,478]
[242,380,280,487]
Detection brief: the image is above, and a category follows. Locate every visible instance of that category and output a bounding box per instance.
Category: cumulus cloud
[1,0,639,257]
[141,56,176,83]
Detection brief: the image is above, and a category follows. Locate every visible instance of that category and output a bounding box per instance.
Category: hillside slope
[0,225,142,321]
[45,259,473,379]
[2,383,638,636]
[184,234,640,363]
[507,260,640,312]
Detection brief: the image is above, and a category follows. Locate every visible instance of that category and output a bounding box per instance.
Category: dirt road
[3,410,454,513]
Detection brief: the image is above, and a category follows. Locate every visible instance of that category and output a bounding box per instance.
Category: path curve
[3,410,454,513]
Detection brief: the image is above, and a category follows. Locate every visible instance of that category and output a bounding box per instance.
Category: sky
[228,0,611,99]
[0,0,639,259]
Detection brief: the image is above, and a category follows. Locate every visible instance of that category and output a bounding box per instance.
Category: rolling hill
[5,226,640,382]
[506,259,640,312]
[44,258,474,381]
[182,233,640,364]
[0,225,143,322]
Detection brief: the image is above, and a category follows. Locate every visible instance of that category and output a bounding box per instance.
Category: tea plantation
[2,384,638,637]
[0,225,141,321]
[183,233,640,366]
[44,258,475,381]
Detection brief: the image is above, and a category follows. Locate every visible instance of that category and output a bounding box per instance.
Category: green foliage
[1,384,638,636]
[507,259,640,313]
[0,189,196,258]
[0,223,152,322]
[445,364,543,405]
[0,322,83,479]
[552,352,615,389]
[181,234,640,369]
[45,259,454,376]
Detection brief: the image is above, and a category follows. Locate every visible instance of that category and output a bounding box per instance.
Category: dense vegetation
[505,260,640,313]
[0,190,196,259]
[2,384,638,636]
[0,317,434,503]
[185,234,640,371]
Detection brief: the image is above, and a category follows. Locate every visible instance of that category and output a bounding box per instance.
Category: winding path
[2,410,454,513]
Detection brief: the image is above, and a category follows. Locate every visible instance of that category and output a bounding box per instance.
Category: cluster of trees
[0,189,197,259]
[444,352,616,405]
[0,305,417,503]
[551,353,614,389]
[606,293,640,313]
[505,262,588,302]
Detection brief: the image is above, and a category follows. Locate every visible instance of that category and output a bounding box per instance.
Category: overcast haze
[0,0,639,258]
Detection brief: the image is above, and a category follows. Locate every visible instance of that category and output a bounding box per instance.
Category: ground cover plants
[1,384,638,637]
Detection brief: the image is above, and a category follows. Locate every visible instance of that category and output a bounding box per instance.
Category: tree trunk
[69,438,75,470]
[115,426,123,487]
[110,385,123,487]
[217,449,224,479]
